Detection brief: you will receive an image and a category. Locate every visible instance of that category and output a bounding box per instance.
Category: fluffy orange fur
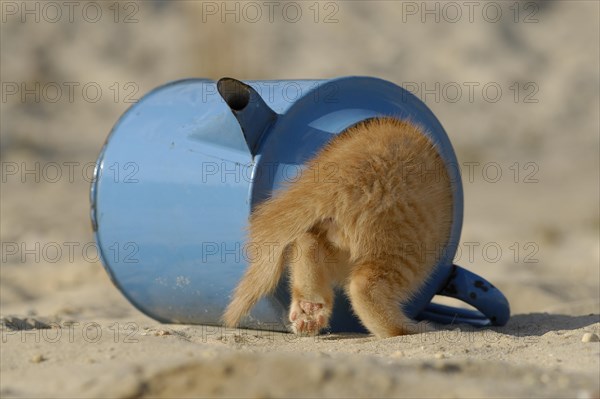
[222,117,453,338]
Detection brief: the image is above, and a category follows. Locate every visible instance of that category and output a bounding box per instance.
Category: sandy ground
[1,1,599,398]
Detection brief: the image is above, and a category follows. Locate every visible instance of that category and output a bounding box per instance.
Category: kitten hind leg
[347,261,429,338]
[288,232,335,335]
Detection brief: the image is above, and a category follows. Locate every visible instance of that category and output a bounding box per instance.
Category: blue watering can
[90,76,510,332]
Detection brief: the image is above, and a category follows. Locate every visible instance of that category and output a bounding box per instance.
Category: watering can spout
[217,77,277,157]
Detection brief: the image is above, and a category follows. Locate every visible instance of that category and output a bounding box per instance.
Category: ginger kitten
[223,117,453,338]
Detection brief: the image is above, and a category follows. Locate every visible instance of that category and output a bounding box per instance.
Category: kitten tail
[222,189,323,327]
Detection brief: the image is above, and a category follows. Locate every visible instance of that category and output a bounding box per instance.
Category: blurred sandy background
[1,1,599,397]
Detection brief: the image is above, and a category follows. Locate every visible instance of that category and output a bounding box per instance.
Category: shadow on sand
[318,313,599,340]
[495,312,599,337]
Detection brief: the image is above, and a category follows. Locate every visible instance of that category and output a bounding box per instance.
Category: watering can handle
[418,264,510,327]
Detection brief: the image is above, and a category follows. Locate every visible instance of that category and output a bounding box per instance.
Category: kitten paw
[289,300,331,335]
